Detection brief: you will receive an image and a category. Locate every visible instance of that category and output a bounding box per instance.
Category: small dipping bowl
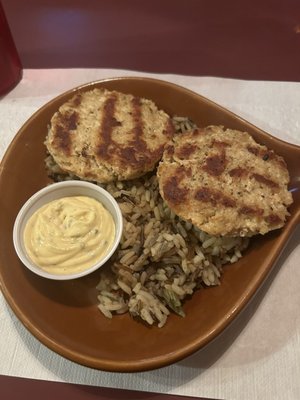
[13,181,123,280]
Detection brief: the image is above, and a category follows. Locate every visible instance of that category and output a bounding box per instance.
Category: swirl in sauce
[23,196,115,274]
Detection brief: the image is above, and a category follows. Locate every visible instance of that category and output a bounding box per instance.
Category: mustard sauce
[23,196,115,274]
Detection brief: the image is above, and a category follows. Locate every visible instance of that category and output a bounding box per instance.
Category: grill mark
[239,206,264,216]
[119,97,173,168]
[203,150,226,176]
[212,140,230,148]
[229,167,248,178]
[262,150,288,169]
[71,93,82,107]
[175,164,192,179]
[247,145,259,156]
[118,147,138,164]
[265,214,283,225]
[96,94,172,170]
[276,156,288,169]
[65,111,78,130]
[53,111,79,155]
[252,173,279,188]
[131,97,146,151]
[164,118,175,139]
[97,94,118,160]
[54,126,71,155]
[194,187,236,207]
[248,145,287,170]
[165,144,175,158]
[177,143,198,159]
[118,96,148,166]
[163,176,189,205]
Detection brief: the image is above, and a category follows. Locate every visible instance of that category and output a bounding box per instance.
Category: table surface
[0,1,300,399]
[0,68,300,400]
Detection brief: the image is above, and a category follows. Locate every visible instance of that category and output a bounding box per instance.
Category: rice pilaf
[98,173,249,327]
[46,115,250,327]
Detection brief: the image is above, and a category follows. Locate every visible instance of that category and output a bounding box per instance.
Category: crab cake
[157,125,293,237]
[45,88,174,183]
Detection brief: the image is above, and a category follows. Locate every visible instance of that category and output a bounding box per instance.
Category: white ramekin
[13,180,123,280]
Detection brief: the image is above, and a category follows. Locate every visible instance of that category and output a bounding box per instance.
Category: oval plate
[0,77,300,372]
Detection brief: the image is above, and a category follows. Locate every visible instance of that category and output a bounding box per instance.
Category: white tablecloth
[1,69,300,400]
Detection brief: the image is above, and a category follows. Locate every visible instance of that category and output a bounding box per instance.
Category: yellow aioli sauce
[23,196,115,274]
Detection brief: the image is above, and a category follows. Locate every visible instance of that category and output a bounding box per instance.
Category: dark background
[2,0,300,81]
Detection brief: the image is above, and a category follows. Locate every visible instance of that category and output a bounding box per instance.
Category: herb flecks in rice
[97,173,249,328]
[46,116,249,328]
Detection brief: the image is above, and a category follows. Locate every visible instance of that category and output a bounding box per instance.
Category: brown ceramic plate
[0,77,300,372]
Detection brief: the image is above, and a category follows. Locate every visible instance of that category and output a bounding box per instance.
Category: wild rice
[95,172,249,327]
[46,116,250,328]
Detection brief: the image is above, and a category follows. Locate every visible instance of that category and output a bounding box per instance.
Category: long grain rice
[93,170,249,326]
[46,116,250,328]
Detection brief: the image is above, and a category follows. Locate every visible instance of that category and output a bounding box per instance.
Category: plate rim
[1,76,300,372]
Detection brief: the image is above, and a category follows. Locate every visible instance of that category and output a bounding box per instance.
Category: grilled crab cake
[45,88,174,183]
[157,125,293,237]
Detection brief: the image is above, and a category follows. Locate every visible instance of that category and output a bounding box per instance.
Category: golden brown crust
[45,88,174,183]
[157,125,293,237]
